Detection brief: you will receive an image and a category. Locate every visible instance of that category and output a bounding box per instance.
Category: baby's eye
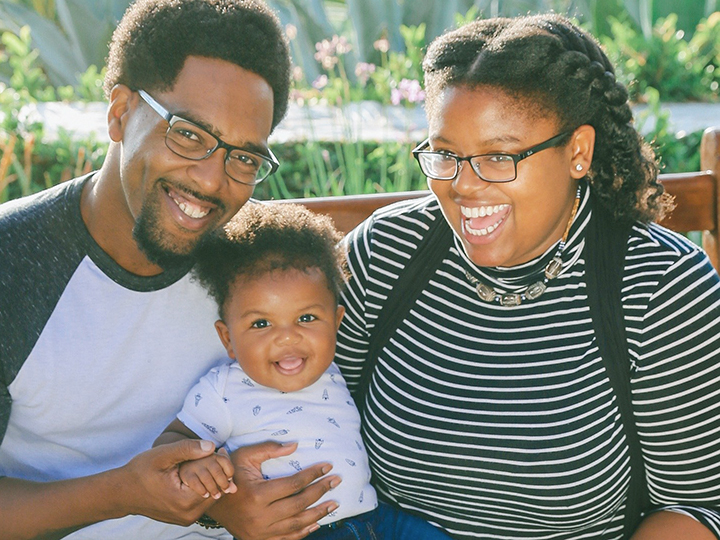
[251,319,270,329]
[298,314,317,323]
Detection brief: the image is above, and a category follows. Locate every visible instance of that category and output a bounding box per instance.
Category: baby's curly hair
[193,202,347,317]
[422,13,674,224]
[104,0,291,130]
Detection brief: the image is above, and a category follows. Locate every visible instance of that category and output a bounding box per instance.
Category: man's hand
[208,441,342,540]
[114,439,222,525]
[0,439,223,540]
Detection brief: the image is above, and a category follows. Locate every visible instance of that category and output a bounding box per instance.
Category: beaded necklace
[463,185,581,306]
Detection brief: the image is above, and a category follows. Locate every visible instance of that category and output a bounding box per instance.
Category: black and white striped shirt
[335,183,720,539]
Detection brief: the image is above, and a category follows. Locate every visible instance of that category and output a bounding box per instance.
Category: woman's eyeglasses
[412,132,571,183]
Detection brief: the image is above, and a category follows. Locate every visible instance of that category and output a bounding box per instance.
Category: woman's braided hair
[422,13,673,223]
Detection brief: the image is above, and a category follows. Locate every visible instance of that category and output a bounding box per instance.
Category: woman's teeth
[461,204,509,218]
[461,204,509,236]
[465,221,500,236]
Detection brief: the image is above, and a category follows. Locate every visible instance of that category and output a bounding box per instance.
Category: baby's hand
[179,447,236,500]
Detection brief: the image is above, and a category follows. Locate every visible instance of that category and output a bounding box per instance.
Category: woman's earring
[575,164,583,172]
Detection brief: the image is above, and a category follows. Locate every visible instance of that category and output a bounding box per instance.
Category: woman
[335,14,720,540]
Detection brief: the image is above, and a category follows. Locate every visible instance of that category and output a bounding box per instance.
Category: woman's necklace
[464,185,581,307]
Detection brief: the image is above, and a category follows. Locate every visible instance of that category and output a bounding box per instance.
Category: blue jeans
[307,502,452,540]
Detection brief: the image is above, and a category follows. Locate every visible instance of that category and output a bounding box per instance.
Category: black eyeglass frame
[137,89,279,186]
[412,131,572,183]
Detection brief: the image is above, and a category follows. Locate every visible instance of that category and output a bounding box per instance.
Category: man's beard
[133,199,203,270]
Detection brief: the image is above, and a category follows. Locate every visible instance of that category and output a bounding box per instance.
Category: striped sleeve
[337,215,375,390]
[627,226,720,534]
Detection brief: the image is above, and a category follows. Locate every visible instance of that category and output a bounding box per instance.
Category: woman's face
[427,85,590,268]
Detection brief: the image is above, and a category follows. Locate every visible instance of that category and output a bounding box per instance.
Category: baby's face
[215,268,344,392]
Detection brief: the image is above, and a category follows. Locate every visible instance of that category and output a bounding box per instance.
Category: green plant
[636,87,704,174]
[0,0,130,87]
[254,139,426,200]
[0,24,106,202]
[602,13,720,103]
[0,26,56,101]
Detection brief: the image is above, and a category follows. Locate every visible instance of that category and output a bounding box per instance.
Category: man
[0,1,336,538]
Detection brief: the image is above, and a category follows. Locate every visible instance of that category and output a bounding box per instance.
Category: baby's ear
[335,305,345,331]
[214,320,236,360]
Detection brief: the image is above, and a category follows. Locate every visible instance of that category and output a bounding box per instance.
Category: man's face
[114,56,275,268]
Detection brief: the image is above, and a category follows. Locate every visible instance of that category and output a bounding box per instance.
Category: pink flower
[312,75,328,90]
[399,78,426,103]
[355,62,376,85]
[292,66,304,82]
[314,35,352,70]
[373,37,390,53]
[391,88,402,105]
[391,79,426,105]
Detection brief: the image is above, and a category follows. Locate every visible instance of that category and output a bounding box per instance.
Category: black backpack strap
[356,209,453,413]
[584,198,649,538]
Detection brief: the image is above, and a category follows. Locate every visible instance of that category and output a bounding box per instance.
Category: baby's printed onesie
[178,361,378,525]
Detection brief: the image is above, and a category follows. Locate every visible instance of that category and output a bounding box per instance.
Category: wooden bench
[283,127,720,271]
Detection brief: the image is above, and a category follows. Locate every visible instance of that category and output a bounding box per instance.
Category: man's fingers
[231,441,298,469]
[266,500,340,540]
[268,471,341,522]
[154,439,216,468]
[276,463,337,500]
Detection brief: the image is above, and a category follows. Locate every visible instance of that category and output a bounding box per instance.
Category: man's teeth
[177,201,210,219]
[169,192,210,219]
[461,204,509,218]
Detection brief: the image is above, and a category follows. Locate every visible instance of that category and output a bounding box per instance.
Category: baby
[154,202,450,539]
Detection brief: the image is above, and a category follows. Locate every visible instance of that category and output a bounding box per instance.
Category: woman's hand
[207,441,342,540]
[631,511,716,540]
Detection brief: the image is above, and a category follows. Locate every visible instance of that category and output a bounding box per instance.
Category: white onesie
[178,361,378,525]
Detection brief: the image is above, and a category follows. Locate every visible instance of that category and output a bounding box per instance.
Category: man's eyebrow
[173,109,270,155]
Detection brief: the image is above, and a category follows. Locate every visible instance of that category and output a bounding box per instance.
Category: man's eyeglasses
[412,131,571,183]
[138,90,279,186]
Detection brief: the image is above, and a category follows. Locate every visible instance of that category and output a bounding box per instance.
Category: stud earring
[575,164,583,172]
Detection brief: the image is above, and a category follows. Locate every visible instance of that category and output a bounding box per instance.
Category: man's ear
[107,84,135,143]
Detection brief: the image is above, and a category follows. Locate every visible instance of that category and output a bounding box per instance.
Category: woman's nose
[453,160,492,195]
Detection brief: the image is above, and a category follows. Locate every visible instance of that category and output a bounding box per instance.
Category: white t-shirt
[178,361,378,525]
[0,178,231,539]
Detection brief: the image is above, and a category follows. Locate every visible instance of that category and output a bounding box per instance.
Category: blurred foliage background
[0,0,718,203]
